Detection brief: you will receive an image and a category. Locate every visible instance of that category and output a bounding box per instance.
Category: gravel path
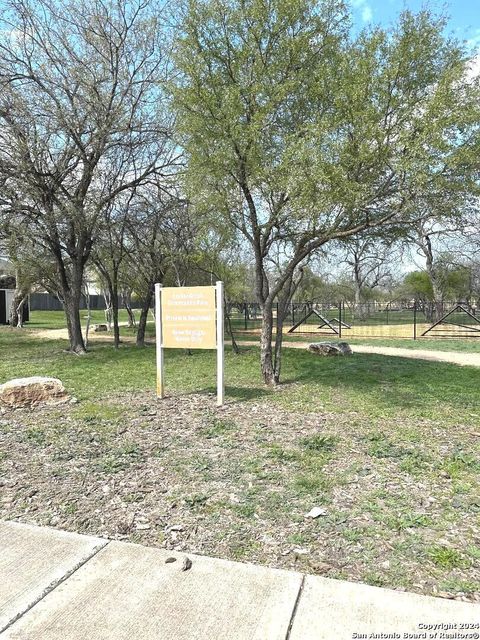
[241,340,480,367]
[350,344,480,367]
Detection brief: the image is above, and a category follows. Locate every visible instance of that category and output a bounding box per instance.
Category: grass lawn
[26,309,138,330]
[0,318,479,601]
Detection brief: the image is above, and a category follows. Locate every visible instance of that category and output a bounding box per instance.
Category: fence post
[413,301,417,341]
[292,303,295,326]
[338,301,342,339]
[244,303,248,330]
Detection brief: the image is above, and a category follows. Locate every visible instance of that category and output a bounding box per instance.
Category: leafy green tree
[174,0,480,384]
[400,271,434,320]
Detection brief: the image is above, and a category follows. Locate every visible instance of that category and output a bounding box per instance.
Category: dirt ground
[1,391,478,602]
[241,340,480,368]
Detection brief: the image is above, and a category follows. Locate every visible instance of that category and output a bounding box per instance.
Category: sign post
[155,283,224,405]
[216,281,224,406]
[154,283,164,399]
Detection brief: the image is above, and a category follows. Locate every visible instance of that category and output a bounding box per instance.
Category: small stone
[305,507,328,518]
[358,468,372,477]
[135,523,151,531]
[165,557,177,564]
[181,557,192,571]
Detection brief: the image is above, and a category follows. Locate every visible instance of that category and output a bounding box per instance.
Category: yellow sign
[161,286,216,349]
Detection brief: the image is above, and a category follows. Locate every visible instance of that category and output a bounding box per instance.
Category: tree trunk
[423,233,443,323]
[9,288,27,327]
[83,285,91,349]
[111,275,120,349]
[353,281,367,320]
[273,311,284,384]
[225,302,240,354]
[431,279,444,323]
[63,288,86,354]
[9,265,29,328]
[272,269,303,384]
[103,293,113,330]
[260,302,275,385]
[424,300,434,324]
[136,285,153,347]
[112,295,120,348]
[122,290,136,327]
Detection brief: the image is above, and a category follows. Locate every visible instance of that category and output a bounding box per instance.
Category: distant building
[0,273,29,325]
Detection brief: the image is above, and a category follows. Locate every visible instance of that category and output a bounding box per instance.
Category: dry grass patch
[0,390,479,602]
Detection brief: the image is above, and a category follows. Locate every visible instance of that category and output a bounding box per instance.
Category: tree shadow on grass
[280,349,480,414]
[225,385,272,402]
[182,384,272,403]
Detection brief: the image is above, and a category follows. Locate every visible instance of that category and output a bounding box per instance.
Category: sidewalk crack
[285,574,305,639]
[0,538,110,634]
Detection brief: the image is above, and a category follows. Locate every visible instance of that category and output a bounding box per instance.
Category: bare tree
[0,0,176,352]
[92,192,135,348]
[0,217,52,326]
[342,235,398,318]
[125,184,187,347]
[407,217,471,321]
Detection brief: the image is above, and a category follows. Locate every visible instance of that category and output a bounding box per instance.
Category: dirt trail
[33,322,137,342]
[241,340,480,368]
[30,326,480,367]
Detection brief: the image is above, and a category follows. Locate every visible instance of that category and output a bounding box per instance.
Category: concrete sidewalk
[0,521,478,639]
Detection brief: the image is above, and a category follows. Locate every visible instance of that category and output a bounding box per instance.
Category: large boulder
[307,342,352,356]
[0,377,70,408]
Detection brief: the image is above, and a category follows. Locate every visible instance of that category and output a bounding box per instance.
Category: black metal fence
[30,293,109,311]
[27,294,480,339]
[228,300,480,340]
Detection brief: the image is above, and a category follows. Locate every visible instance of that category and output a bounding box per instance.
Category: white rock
[293,547,311,555]
[305,507,328,519]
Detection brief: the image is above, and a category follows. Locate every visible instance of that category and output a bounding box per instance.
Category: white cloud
[350,0,373,23]
[362,5,373,22]
[467,29,480,51]
[466,54,480,82]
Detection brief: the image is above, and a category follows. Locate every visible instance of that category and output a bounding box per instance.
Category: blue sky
[350,0,480,53]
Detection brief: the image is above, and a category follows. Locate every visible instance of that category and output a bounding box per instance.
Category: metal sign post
[154,283,224,405]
